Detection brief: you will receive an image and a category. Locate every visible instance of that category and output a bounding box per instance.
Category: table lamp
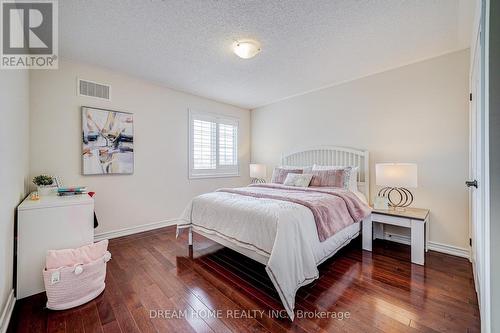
[376,163,417,210]
[250,164,266,183]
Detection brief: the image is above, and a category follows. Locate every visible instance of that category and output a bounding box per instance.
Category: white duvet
[177,190,362,320]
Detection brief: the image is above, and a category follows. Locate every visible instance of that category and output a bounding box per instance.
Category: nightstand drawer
[372,213,412,228]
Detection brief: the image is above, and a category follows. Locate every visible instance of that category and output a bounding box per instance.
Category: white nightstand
[362,207,430,265]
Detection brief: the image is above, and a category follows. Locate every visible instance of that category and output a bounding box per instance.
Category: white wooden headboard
[281,146,370,199]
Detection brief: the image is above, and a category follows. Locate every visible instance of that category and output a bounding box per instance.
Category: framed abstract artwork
[82,106,134,175]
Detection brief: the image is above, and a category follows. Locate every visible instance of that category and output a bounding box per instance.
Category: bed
[177,146,372,320]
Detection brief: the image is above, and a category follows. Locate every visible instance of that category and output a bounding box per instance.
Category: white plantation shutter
[189,110,239,178]
[192,119,216,169]
[218,123,237,166]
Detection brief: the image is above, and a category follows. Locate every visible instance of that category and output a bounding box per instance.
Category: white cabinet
[16,194,94,299]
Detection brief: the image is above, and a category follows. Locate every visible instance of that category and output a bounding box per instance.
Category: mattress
[194,221,361,266]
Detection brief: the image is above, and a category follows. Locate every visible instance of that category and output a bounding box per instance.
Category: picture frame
[81,106,134,175]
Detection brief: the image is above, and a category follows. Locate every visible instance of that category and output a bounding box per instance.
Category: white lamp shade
[250,164,266,179]
[376,163,418,188]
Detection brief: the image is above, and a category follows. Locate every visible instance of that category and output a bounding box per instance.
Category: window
[189,110,239,178]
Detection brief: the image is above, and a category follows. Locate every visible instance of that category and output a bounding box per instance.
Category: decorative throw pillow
[309,168,350,188]
[312,165,357,191]
[283,173,313,187]
[271,167,303,184]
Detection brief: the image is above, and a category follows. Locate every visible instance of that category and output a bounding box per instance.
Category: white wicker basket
[43,251,111,310]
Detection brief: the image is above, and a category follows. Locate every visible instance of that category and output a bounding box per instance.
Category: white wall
[251,49,470,249]
[29,60,251,236]
[0,71,29,323]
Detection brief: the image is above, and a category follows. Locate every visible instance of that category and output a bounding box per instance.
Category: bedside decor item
[250,163,266,183]
[373,195,389,210]
[82,107,134,175]
[53,176,62,188]
[376,163,417,209]
[32,174,56,196]
[57,186,88,196]
[30,192,40,201]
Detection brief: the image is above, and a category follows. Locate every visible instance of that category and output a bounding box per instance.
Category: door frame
[469,0,491,331]
[483,0,491,332]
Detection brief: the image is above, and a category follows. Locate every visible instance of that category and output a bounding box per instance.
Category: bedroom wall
[0,70,29,328]
[29,60,251,236]
[251,49,470,250]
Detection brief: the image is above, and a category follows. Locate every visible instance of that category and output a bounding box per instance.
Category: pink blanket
[217,184,371,242]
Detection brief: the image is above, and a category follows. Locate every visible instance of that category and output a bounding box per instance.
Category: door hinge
[470,238,472,247]
[469,93,472,101]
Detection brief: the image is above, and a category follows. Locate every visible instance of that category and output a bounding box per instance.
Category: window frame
[188,109,240,179]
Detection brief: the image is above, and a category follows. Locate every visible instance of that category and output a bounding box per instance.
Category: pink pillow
[309,169,349,187]
[271,167,303,184]
[46,240,109,269]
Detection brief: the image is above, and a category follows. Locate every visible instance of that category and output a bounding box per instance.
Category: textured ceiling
[59,0,475,109]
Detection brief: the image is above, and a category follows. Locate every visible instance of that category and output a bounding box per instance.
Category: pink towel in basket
[46,240,108,269]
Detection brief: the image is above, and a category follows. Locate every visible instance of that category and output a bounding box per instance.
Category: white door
[468,24,484,310]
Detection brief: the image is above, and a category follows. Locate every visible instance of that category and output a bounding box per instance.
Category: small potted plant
[33,175,55,196]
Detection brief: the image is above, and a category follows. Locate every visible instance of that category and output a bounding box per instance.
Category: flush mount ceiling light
[233,40,261,59]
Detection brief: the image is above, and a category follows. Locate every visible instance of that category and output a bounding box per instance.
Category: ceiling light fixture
[233,40,261,59]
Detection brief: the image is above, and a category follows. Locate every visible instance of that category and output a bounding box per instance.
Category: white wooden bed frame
[188,146,373,264]
[280,146,370,199]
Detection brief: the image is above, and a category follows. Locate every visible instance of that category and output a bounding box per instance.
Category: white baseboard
[427,240,471,259]
[383,232,471,259]
[94,219,179,242]
[0,290,15,333]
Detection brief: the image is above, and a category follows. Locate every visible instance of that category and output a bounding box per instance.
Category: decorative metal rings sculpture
[378,187,414,208]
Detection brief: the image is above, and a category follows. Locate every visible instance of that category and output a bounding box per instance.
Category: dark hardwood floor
[8,226,480,333]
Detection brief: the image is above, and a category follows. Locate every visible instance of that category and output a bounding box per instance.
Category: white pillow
[312,164,359,192]
[283,173,313,187]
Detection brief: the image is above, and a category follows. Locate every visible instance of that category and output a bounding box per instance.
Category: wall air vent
[78,79,111,100]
